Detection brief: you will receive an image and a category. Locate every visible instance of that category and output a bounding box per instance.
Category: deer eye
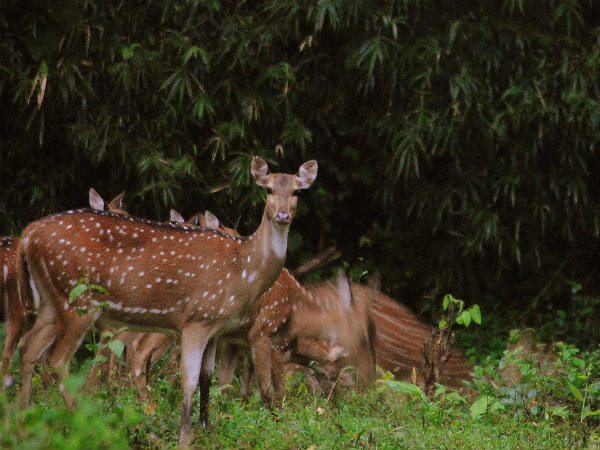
[266,187,273,195]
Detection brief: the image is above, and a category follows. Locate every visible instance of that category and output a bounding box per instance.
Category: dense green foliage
[2,0,600,330]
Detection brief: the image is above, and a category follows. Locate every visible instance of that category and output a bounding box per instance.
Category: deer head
[252,157,317,226]
[302,271,377,389]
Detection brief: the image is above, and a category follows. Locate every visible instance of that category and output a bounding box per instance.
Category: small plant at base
[69,276,124,361]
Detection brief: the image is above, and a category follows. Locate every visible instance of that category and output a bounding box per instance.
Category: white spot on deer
[242,269,247,279]
[203,291,209,297]
[66,224,72,230]
[117,249,123,254]
[248,271,258,283]
[155,277,162,283]
[95,222,101,228]
[139,271,145,277]
[128,266,133,271]
[146,284,153,289]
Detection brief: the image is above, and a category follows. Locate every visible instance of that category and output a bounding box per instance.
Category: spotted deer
[16,157,317,444]
[1,188,126,389]
[121,211,376,405]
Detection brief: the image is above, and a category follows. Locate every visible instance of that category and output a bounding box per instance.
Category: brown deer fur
[360,284,471,388]
[1,189,126,389]
[1,236,22,388]
[16,158,317,445]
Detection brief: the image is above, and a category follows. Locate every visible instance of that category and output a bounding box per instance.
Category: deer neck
[240,210,289,299]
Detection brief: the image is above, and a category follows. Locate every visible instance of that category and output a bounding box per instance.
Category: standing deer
[1,188,125,389]
[120,211,376,405]
[16,157,317,444]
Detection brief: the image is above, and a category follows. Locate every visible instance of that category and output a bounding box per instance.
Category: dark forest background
[2,0,600,350]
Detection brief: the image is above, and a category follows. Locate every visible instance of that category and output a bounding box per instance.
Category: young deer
[16,157,317,445]
[1,188,125,389]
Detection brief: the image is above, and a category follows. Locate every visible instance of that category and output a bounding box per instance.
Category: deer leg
[128,334,166,401]
[271,348,288,402]
[216,340,237,389]
[85,332,113,391]
[1,311,26,388]
[240,351,254,402]
[45,310,96,409]
[199,338,216,429]
[178,322,212,446]
[18,303,58,408]
[249,334,274,407]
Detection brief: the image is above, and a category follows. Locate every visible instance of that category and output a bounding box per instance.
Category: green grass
[0,368,596,449]
[1,328,600,449]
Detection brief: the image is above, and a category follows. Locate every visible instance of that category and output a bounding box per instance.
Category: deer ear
[169,209,185,223]
[251,156,269,187]
[296,160,318,189]
[89,188,105,211]
[204,210,220,230]
[108,191,126,211]
[335,269,352,311]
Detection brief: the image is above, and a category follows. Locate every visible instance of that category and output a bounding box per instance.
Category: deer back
[365,285,471,387]
[20,209,262,333]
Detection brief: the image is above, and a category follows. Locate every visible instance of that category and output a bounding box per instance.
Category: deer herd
[0,157,471,445]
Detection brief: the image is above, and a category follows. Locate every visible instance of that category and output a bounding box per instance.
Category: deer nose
[275,211,291,224]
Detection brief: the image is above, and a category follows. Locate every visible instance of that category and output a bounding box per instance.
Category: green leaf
[470,396,490,418]
[107,339,125,358]
[90,284,108,294]
[438,319,447,329]
[470,395,503,418]
[470,305,482,324]
[383,380,425,399]
[443,294,452,311]
[583,409,600,418]
[568,381,584,402]
[69,284,88,303]
[459,310,472,327]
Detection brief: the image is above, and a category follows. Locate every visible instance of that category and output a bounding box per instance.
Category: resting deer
[121,210,376,405]
[1,188,125,389]
[16,157,317,445]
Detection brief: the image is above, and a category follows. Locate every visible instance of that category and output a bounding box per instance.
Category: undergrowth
[1,342,599,449]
